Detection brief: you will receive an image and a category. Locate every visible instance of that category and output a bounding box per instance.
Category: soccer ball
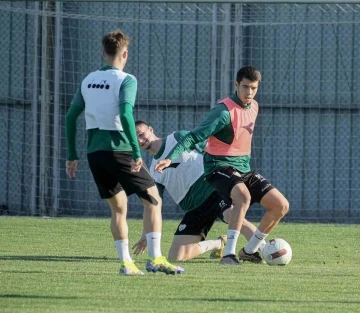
[262,238,292,266]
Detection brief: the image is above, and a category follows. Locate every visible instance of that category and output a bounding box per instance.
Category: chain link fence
[0,1,359,222]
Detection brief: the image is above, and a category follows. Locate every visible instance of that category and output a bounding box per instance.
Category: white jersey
[81,69,136,130]
[150,133,204,204]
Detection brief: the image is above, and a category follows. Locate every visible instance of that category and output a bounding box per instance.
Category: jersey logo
[178,224,186,231]
[241,122,254,134]
[87,79,110,89]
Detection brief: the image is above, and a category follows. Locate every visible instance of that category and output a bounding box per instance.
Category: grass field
[0,217,359,313]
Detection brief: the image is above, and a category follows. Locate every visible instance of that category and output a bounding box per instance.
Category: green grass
[0,217,359,313]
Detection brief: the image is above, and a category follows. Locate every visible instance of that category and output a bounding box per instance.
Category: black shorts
[87,151,155,199]
[205,167,274,205]
[174,192,231,240]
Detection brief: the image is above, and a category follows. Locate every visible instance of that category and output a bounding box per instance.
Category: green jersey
[166,93,253,175]
[151,131,214,212]
[65,66,141,160]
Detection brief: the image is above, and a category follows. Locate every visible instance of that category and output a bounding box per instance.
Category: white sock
[198,239,222,254]
[114,239,132,262]
[223,230,240,256]
[244,229,269,254]
[146,232,162,259]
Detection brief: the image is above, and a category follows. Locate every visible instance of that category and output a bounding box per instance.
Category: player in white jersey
[132,121,267,262]
[65,29,184,275]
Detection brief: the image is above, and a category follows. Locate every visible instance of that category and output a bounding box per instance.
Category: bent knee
[231,184,251,204]
[277,199,290,217]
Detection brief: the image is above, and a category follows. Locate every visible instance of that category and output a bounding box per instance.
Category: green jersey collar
[230,92,251,109]
[100,65,120,71]
[153,139,166,160]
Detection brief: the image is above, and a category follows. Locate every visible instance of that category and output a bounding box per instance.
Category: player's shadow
[0,255,117,262]
[173,298,360,305]
[0,294,81,300]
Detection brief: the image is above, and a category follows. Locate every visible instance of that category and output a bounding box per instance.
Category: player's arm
[65,88,85,160]
[155,105,229,172]
[65,88,85,178]
[118,75,142,162]
[174,130,207,154]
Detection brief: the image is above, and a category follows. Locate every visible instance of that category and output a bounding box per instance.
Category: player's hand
[131,158,143,172]
[132,237,147,255]
[66,160,79,178]
[154,158,171,173]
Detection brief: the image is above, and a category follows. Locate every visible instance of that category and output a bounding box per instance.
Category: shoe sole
[146,267,183,275]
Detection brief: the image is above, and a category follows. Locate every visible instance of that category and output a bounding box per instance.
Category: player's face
[235,78,259,104]
[136,124,154,150]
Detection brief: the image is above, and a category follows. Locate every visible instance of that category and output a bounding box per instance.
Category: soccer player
[65,29,184,275]
[132,121,266,262]
[155,66,289,265]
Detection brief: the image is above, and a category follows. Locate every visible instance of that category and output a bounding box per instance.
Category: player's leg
[168,192,229,261]
[206,167,250,265]
[220,204,262,243]
[239,172,289,263]
[106,192,144,275]
[168,235,203,261]
[134,178,184,275]
[139,185,162,258]
[216,201,266,261]
[87,151,143,275]
[258,188,289,234]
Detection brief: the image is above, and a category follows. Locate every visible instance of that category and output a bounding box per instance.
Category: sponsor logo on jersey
[241,122,254,134]
[87,79,110,89]
[178,224,186,231]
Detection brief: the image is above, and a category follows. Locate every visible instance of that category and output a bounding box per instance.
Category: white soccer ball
[262,238,292,266]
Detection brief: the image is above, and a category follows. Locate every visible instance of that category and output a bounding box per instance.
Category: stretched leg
[141,185,162,235]
[240,188,289,261]
[106,191,130,258]
[140,186,184,274]
[221,183,250,263]
[222,206,266,252]
[107,191,144,275]
[168,235,203,261]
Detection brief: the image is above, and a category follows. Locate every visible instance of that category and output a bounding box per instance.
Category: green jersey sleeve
[173,130,207,153]
[65,104,85,160]
[118,75,141,160]
[166,104,230,161]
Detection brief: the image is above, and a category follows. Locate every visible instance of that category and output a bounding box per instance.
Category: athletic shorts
[174,192,231,240]
[205,167,274,205]
[87,151,155,199]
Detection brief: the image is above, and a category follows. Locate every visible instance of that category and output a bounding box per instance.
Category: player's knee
[277,199,290,217]
[282,199,290,216]
[231,184,251,206]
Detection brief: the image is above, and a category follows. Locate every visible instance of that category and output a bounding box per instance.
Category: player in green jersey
[132,121,266,263]
[155,66,289,265]
[65,29,184,275]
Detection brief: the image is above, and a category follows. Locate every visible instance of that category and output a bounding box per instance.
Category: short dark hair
[102,29,130,56]
[236,66,261,83]
[135,120,150,127]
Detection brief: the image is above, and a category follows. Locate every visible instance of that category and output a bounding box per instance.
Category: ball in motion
[262,238,292,266]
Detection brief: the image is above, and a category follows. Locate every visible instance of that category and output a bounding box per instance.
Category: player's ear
[122,49,128,59]
[149,126,153,133]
